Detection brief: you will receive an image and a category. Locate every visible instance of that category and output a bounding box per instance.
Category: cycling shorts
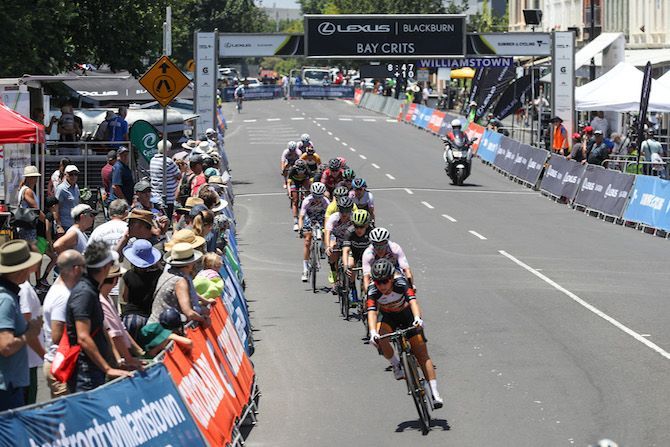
[378,306,413,330]
[290,178,310,191]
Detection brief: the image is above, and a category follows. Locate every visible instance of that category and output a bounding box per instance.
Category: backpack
[93,119,112,141]
[178,173,196,205]
[60,113,76,135]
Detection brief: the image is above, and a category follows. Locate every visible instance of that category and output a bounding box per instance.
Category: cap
[583,126,594,133]
[117,146,129,154]
[572,133,581,140]
[71,204,97,219]
[204,167,219,178]
[189,204,208,218]
[106,150,117,160]
[23,166,41,177]
[594,130,603,135]
[134,180,151,192]
[205,128,216,135]
[64,165,79,174]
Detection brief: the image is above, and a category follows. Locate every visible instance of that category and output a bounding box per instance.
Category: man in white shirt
[150,140,181,218]
[88,199,129,248]
[42,250,85,397]
[590,111,609,136]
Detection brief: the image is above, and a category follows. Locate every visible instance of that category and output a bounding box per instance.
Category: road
[223,98,670,447]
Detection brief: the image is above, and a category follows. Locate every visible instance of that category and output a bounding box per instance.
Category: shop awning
[0,102,45,144]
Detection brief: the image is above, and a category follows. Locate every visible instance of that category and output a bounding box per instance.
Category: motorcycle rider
[443,119,472,180]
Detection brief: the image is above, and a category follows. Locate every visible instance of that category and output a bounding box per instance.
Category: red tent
[0,102,45,144]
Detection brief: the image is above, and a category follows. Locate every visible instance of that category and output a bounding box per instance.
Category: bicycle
[307,222,323,293]
[378,327,433,434]
[338,258,350,320]
[235,96,243,113]
[347,266,368,334]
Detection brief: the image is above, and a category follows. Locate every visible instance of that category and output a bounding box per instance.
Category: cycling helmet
[371,258,394,281]
[337,156,348,168]
[451,119,462,128]
[294,159,307,169]
[351,209,371,227]
[342,168,356,181]
[369,227,390,243]
[311,182,326,195]
[333,186,348,197]
[329,158,342,170]
[352,178,367,190]
[300,133,311,143]
[159,307,183,331]
[337,196,354,212]
[287,140,297,151]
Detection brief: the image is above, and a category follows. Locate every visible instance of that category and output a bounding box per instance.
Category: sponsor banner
[492,74,540,120]
[427,110,446,134]
[220,260,252,354]
[472,65,515,122]
[219,34,303,57]
[465,122,485,152]
[467,32,551,57]
[194,32,217,137]
[417,57,514,69]
[475,129,501,163]
[129,119,159,162]
[516,143,549,185]
[412,105,432,129]
[404,103,417,122]
[221,85,283,101]
[493,135,520,174]
[636,62,653,152]
[354,89,364,105]
[623,175,670,231]
[292,85,355,98]
[304,15,466,58]
[539,154,586,200]
[574,165,635,217]
[551,31,575,136]
[0,365,205,447]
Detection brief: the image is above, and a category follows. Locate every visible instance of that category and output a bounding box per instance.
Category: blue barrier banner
[476,129,501,163]
[292,85,354,98]
[413,105,432,129]
[623,175,670,231]
[0,365,205,447]
[222,85,283,101]
[219,261,252,355]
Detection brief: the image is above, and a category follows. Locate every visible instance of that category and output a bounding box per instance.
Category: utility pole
[590,0,596,81]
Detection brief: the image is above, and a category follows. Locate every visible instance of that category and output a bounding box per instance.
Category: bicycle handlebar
[377,326,422,341]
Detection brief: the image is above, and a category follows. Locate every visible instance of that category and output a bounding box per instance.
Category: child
[138,307,193,358]
[194,253,224,302]
[37,196,59,291]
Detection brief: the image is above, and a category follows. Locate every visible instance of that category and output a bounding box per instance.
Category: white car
[244,78,262,87]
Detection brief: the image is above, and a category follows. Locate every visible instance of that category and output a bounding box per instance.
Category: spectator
[109,106,129,148]
[42,250,84,398]
[65,241,131,393]
[110,146,134,203]
[36,196,59,291]
[590,111,609,136]
[114,209,156,257]
[175,197,204,232]
[93,110,115,142]
[192,208,214,243]
[132,181,169,238]
[54,165,80,233]
[164,229,206,254]
[150,140,180,219]
[610,133,625,157]
[194,253,224,302]
[121,240,163,340]
[16,166,45,245]
[88,199,129,249]
[54,204,96,254]
[57,104,81,156]
[138,307,192,357]
[101,150,117,205]
[587,130,609,166]
[651,153,668,178]
[550,116,569,155]
[642,130,664,163]
[567,133,587,163]
[48,157,70,197]
[19,261,45,405]
[422,83,430,106]
[0,240,44,410]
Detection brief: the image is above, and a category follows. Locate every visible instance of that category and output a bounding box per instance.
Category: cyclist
[367,258,443,408]
[298,182,329,282]
[233,83,245,112]
[341,168,356,191]
[300,144,322,180]
[297,133,313,151]
[362,227,414,291]
[349,177,375,221]
[287,159,311,231]
[280,140,303,189]
[324,196,354,288]
[325,186,357,222]
[342,209,373,303]
[321,158,344,196]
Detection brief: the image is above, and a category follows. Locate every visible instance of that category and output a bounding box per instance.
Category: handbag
[50,327,100,383]
[11,186,38,229]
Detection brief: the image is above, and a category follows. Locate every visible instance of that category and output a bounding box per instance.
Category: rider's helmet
[352,178,367,190]
[329,158,342,171]
[337,196,354,213]
[369,227,390,244]
[371,258,395,281]
[300,133,311,144]
[333,186,348,198]
[342,168,356,181]
[159,307,183,330]
[287,140,298,151]
[451,119,462,128]
[351,209,371,227]
[337,156,348,168]
[311,182,326,196]
[293,159,308,172]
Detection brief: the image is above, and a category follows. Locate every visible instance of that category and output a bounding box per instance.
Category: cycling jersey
[300,153,322,173]
[366,276,414,313]
[281,148,303,166]
[321,168,344,192]
[287,166,310,183]
[325,199,358,222]
[361,241,410,275]
[300,195,329,221]
[349,190,374,211]
[325,211,352,242]
[342,225,371,261]
[234,86,245,98]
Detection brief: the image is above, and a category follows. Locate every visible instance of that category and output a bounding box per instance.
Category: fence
[219,85,355,101]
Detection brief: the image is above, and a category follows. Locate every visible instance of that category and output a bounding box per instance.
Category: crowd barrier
[356,91,670,238]
[0,184,260,446]
[221,85,283,101]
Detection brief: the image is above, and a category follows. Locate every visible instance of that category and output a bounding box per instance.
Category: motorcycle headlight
[452,150,463,157]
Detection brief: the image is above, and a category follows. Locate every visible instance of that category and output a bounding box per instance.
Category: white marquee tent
[575,62,670,112]
[658,71,670,88]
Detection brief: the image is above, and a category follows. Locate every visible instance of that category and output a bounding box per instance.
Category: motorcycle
[443,135,477,186]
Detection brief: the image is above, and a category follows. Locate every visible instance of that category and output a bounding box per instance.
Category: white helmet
[310,182,326,196]
[451,119,462,128]
[287,140,297,150]
[300,133,311,143]
[369,227,390,243]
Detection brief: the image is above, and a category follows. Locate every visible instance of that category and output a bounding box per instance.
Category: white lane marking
[441,214,457,222]
[349,147,356,152]
[243,119,257,123]
[267,118,281,122]
[359,154,367,160]
[421,201,434,209]
[371,187,536,195]
[363,118,377,122]
[302,112,306,115]
[386,173,396,180]
[468,230,487,240]
[343,100,354,105]
[342,142,348,146]
[327,131,333,136]
[371,163,380,169]
[339,118,353,121]
[315,117,329,121]
[405,188,414,195]
[386,119,397,123]
[499,250,670,361]
[312,120,317,124]
[291,117,305,120]
[334,136,341,141]
[236,192,287,197]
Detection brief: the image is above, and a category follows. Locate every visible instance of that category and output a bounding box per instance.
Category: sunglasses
[373,277,392,285]
[372,242,388,248]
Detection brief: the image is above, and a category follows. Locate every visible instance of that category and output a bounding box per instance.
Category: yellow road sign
[139,56,191,107]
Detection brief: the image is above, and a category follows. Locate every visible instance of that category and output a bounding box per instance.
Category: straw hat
[106,261,126,278]
[163,242,203,266]
[164,229,206,251]
[0,240,43,274]
[23,166,41,177]
[176,197,204,214]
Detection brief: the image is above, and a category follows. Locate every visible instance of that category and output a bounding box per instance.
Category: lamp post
[523,9,543,147]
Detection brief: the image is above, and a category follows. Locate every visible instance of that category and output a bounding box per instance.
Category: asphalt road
[223,98,670,447]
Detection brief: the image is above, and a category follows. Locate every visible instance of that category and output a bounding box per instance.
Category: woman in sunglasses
[367,258,442,408]
[362,227,414,292]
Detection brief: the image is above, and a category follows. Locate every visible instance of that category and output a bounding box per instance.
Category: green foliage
[260,56,304,76]
[299,0,446,14]
[467,0,509,32]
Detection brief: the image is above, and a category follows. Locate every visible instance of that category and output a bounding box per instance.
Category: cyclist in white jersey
[298,182,329,281]
[280,140,302,189]
[324,196,354,288]
[361,227,413,291]
[349,177,375,221]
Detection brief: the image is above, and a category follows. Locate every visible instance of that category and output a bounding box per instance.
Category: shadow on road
[395,418,450,434]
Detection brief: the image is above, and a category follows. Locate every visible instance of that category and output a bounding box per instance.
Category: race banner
[427,110,446,134]
[623,175,670,231]
[129,119,159,162]
[354,89,364,105]
[465,122,485,152]
[412,105,432,129]
[292,85,355,99]
[491,74,540,120]
[0,365,205,447]
[404,103,417,122]
[540,154,586,200]
[472,65,515,123]
[493,135,520,174]
[475,129,501,163]
[573,165,635,217]
[221,85,283,101]
[514,143,549,185]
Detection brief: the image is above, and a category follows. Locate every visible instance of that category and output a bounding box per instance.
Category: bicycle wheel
[311,240,319,293]
[342,272,350,320]
[401,352,431,434]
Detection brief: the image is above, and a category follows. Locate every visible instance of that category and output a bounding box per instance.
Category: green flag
[129,120,159,162]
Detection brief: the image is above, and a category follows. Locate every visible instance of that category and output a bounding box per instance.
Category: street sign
[467,33,552,57]
[417,68,430,82]
[304,14,466,59]
[139,55,190,107]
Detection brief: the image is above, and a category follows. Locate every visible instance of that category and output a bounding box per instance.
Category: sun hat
[204,167,219,178]
[71,204,97,220]
[172,151,189,161]
[163,242,203,266]
[181,139,197,151]
[0,240,42,274]
[157,140,172,154]
[64,165,80,174]
[198,141,211,152]
[210,198,228,213]
[126,209,155,227]
[23,166,41,177]
[164,229,206,251]
[123,239,161,269]
[106,261,126,279]
[176,197,204,214]
[208,175,225,185]
[205,128,216,136]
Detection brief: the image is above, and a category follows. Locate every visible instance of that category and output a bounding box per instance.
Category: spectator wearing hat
[121,240,163,340]
[110,147,134,204]
[150,140,181,219]
[587,130,609,166]
[567,133,587,164]
[54,204,97,254]
[181,139,197,151]
[16,166,45,244]
[132,181,169,237]
[54,165,80,232]
[550,116,569,155]
[138,307,192,358]
[48,157,70,198]
[165,229,206,254]
[114,209,157,258]
[175,197,204,232]
[101,150,117,206]
[0,240,44,410]
[147,243,209,328]
[18,260,45,404]
[41,250,84,398]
